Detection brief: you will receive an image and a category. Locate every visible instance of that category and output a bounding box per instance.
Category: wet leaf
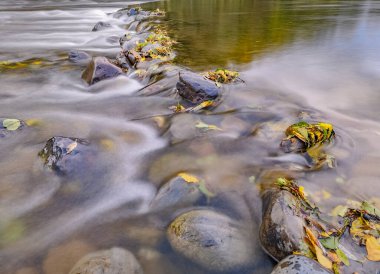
[198,180,216,198]
[3,119,21,131]
[66,141,77,154]
[366,236,380,261]
[319,236,339,250]
[0,220,25,245]
[330,205,348,217]
[195,121,222,131]
[361,201,380,217]
[100,139,114,151]
[25,118,42,127]
[178,172,199,184]
[315,245,333,269]
[336,248,350,266]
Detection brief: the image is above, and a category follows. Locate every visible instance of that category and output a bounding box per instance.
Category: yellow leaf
[195,121,222,131]
[177,172,199,184]
[322,190,331,199]
[25,118,42,127]
[66,142,77,154]
[100,139,115,151]
[316,245,333,269]
[366,236,380,261]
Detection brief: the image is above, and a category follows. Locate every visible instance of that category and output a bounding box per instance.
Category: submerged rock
[92,21,112,32]
[0,118,26,137]
[271,255,332,274]
[150,175,203,211]
[177,71,219,104]
[38,136,95,176]
[69,247,143,274]
[167,209,255,272]
[81,57,123,85]
[68,50,91,64]
[260,189,305,261]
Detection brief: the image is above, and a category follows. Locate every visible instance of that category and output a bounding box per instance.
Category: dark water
[1,0,380,273]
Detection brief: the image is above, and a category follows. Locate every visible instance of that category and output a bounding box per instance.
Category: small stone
[177,71,219,104]
[270,255,332,274]
[167,209,255,272]
[92,21,112,32]
[81,57,123,85]
[68,50,91,64]
[69,247,143,274]
[260,189,305,261]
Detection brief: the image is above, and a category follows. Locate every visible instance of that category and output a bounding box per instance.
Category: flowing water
[1,0,380,273]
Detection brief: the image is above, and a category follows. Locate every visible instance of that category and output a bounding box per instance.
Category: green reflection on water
[142,0,360,69]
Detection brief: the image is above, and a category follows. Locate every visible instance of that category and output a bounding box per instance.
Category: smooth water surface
[1,0,380,273]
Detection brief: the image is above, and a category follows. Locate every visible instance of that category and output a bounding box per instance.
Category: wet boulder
[68,50,91,64]
[271,255,332,274]
[177,71,219,104]
[150,175,203,211]
[167,209,255,272]
[81,57,123,85]
[38,136,96,176]
[0,118,26,138]
[69,247,143,274]
[92,21,112,32]
[260,189,305,261]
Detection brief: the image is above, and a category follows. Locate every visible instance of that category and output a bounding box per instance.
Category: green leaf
[297,127,309,142]
[361,201,380,217]
[198,180,215,198]
[336,248,350,266]
[319,236,339,250]
[3,119,21,131]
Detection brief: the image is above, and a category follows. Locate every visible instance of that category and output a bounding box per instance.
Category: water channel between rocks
[0,0,380,273]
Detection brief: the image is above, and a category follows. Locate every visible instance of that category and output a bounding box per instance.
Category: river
[0,0,380,273]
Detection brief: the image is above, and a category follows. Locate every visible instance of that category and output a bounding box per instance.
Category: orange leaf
[316,245,333,269]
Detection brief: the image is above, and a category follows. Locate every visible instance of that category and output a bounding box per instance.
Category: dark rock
[92,21,112,32]
[115,52,130,69]
[0,118,26,138]
[177,71,219,104]
[69,247,143,274]
[150,176,203,211]
[128,8,138,16]
[81,57,123,85]
[38,136,96,176]
[280,137,306,153]
[271,255,332,274]
[167,209,255,272]
[260,189,305,261]
[68,50,91,64]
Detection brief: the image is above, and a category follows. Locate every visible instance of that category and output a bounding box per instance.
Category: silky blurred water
[1,0,380,273]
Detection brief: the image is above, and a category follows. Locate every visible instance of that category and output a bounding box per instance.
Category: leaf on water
[248,176,256,184]
[315,245,333,270]
[336,248,350,266]
[178,172,199,184]
[361,201,380,217]
[0,220,25,245]
[25,118,42,127]
[198,180,216,198]
[322,190,332,200]
[66,141,77,154]
[3,119,21,131]
[195,121,222,131]
[319,236,339,250]
[297,127,309,143]
[330,205,348,217]
[100,139,114,151]
[366,236,380,261]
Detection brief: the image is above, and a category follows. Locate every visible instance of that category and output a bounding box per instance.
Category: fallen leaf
[366,236,380,261]
[361,201,380,217]
[330,205,348,217]
[198,180,216,198]
[100,139,114,151]
[66,142,77,154]
[336,248,350,266]
[319,236,339,250]
[195,121,222,131]
[316,245,333,269]
[178,172,199,184]
[3,119,21,131]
